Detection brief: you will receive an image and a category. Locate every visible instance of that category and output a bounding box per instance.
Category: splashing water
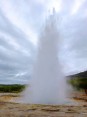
[22,10,68,105]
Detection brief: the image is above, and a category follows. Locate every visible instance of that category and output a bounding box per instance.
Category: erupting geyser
[23,10,67,104]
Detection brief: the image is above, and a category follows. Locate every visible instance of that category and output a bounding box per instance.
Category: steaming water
[22,11,68,104]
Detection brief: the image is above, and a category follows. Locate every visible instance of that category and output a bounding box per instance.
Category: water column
[24,9,67,104]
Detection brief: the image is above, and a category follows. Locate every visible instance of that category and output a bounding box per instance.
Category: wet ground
[0,91,87,117]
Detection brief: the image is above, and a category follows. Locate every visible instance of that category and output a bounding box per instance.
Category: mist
[21,10,68,105]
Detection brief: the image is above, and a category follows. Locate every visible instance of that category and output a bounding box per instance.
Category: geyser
[23,10,67,104]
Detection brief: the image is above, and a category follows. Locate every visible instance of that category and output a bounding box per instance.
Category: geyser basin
[23,10,68,104]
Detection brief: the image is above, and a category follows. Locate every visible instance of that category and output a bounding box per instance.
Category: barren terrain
[0,91,87,117]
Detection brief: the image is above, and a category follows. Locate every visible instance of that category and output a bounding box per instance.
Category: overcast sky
[0,0,87,84]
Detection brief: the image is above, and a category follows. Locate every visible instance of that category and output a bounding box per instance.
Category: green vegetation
[0,84,26,93]
[69,71,87,94]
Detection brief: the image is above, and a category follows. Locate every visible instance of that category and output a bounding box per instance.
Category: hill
[69,70,87,78]
[69,70,87,94]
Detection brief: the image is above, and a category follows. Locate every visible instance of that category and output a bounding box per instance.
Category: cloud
[0,0,87,83]
[0,5,35,83]
[58,0,87,74]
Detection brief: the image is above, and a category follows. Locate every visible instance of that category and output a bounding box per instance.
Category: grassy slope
[0,84,26,93]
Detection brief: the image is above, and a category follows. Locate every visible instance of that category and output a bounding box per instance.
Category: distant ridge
[69,70,87,78]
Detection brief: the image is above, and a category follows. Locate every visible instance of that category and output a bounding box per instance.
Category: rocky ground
[0,92,87,117]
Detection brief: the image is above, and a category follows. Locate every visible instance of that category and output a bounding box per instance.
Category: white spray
[23,10,67,104]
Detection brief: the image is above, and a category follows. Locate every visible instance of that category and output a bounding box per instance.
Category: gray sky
[0,0,87,84]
